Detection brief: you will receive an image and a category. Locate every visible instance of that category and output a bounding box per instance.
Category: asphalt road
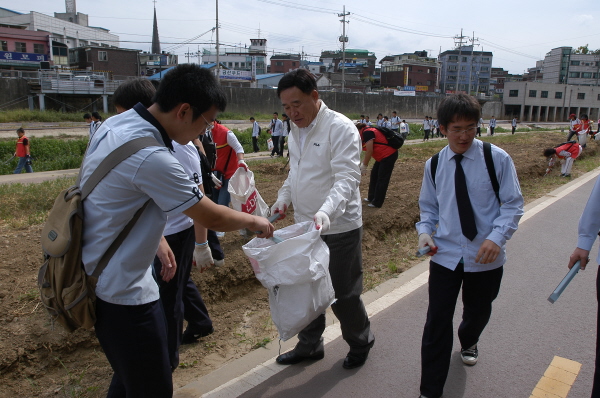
[175,169,600,398]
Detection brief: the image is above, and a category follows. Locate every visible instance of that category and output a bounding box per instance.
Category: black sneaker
[460,344,478,366]
[181,326,214,345]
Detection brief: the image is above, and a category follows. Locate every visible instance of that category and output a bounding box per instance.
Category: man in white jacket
[271,69,375,369]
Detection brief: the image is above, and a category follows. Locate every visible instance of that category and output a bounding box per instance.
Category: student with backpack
[77,65,273,397]
[416,94,524,398]
[543,141,582,177]
[357,123,399,208]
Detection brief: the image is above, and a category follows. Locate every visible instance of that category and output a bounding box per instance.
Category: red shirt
[360,127,397,162]
[212,123,238,180]
[15,135,29,157]
[555,142,581,159]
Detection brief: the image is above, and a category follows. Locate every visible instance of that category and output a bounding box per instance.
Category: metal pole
[216,0,220,83]
[468,32,474,95]
[338,6,349,92]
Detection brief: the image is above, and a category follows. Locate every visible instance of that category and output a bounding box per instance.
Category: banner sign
[0,51,48,63]
[219,69,252,81]
[394,90,416,96]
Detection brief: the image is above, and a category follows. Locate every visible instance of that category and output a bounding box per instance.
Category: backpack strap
[431,141,500,204]
[482,141,500,204]
[81,137,160,200]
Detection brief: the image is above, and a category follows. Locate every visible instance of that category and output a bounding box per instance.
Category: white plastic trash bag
[267,138,274,151]
[242,221,335,341]
[228,166,269,218]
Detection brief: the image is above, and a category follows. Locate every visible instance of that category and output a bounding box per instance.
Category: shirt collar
[447,138,481,162]
[133,102,173,150]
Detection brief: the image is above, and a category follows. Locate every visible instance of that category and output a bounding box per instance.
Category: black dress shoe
[181,326,214,345]
[342,351,369,369]
[276,349,324,365]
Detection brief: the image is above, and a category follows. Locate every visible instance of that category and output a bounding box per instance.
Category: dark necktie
[454,154,478,241]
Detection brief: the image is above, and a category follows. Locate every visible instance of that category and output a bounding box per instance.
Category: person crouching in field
[356,123,399,208]
[543,141,582,178]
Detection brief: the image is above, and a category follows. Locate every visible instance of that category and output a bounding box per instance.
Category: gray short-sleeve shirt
[80,104,202,305]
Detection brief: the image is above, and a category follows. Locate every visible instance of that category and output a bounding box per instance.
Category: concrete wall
[1,78,501,119]
[0,78,29,109]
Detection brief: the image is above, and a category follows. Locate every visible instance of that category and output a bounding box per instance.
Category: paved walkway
[174,168,600,398]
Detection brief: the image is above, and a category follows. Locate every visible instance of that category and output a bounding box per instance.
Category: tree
[573,44,590,54]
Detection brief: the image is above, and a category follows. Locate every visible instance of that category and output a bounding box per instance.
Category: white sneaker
[215,231,225,238]
[460,344,478,366]
[214,259,224,267]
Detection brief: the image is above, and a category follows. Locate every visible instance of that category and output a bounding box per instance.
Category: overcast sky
[5,0,600,74]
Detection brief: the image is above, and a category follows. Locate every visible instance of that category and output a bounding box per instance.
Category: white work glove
[210,173,223,189]
[271,200,288,221]
[238,160,248,170]
[360,163,368,175]
[314,211,330,233]
[418,233,437,256]
[193,242,214,272]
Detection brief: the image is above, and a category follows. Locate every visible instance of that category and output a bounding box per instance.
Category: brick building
[270,53,301,73]
[69,46,140,78]
[0,26,50,71]
[380,51,439,92]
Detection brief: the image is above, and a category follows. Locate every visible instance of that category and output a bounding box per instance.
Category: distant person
[84,113,94,137]
[376,113,384,127]
[282,113,291,157]
[543,141,582,178]
[382,115,392,129]
[357,123,399,208]
[422,116,431,141]
[13,128,32,174]
[578,114,591,148]
[400,119,410,139]
[416,94,524,398]
[250,117,260,153]
[390,111,401,132]
[567,176,600,398]
[477,116,485,137]
[359,114,367,124]
[90,111,102,138]
[567,113,581,142]
[80,64,273,397]
[271,69,374,370]
[488,116,497,136]
[270,112,283,157]
[365,115,372,126]
[511,116,518,134]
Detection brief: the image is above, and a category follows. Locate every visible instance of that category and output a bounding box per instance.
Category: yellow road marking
[530,356,582,398]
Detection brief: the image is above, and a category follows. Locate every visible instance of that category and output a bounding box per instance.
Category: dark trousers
[567,130,578,142]
[512,126,516,134]
[153,226,196,370]
[424,129,431,140]
[367,151,398,207]
[420,261,503,398]
[252,136,259,152]
[207,229,224,261]
[271,136,281,156]
[183,277,213,332]
[593,268,600,398]
[294,227,374,355]
[490,127,495,136]
[477,127,481,137]
[95,298,172,398]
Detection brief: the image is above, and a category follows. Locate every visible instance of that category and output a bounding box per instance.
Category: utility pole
[453,29,467,94]
[467,32,479,96]
[338,6,349,92]
[216,0,220,83]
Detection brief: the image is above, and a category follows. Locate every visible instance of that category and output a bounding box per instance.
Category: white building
[0,6,119,67]
[542,47,600,86]
[201,39,267,76]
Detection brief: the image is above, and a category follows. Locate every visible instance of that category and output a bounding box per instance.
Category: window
[569,72,580,78]
[447,65,457,71]
[15,42,26,52]
[461,66,466,71]
[541,91,548,98]
[481,67,489,72]
[529,90,537,98]
[509,90,518,97]
[582,72,592,78]
[33,44,45,54]
[577,93,585,100]
[98,51,107,61]
[481,57,490,62]
[234,62,239,67]
[555,92,563,99]
[447,75,457,81]
[462,57,467,62]
[570,60,580,66]
[598,94,600,100]
[427,80,432,85]
[0,41,7,51]
[459,84,467,90]
[449,55,458,61]
[407,78,412,85]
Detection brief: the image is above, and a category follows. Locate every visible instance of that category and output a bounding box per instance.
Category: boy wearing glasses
[416,94,524,398]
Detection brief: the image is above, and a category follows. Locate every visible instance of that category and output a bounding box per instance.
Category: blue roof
[146,66,175,80]
[200,62,227,69]
[0,7,22,14]
[256,73,284,80]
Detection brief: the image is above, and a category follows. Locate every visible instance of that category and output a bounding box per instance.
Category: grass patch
[0,176,75,228]
[0,109,112,124]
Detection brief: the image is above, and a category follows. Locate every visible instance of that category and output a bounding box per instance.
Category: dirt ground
[0,132,596,397]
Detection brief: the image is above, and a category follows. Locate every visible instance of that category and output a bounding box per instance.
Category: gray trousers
[294,227,375,355]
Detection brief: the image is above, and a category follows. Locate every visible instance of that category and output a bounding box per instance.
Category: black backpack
[372,126,404,149]
[430,141,500,204]
[554,140,577,150]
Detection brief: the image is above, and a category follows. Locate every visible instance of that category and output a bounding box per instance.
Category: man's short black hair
[17,127,24,134]
[153,64,227,121]
[91,111,102,121]
[83,113,91,119]
[249,117,255,121]
[114,78,156,110]
[543,148,557,157]
[277,68,317,97]
[273,112,278,116]
[437,94,481,127]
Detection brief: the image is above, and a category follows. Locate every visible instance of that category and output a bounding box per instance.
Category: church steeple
[151,2,161,54]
